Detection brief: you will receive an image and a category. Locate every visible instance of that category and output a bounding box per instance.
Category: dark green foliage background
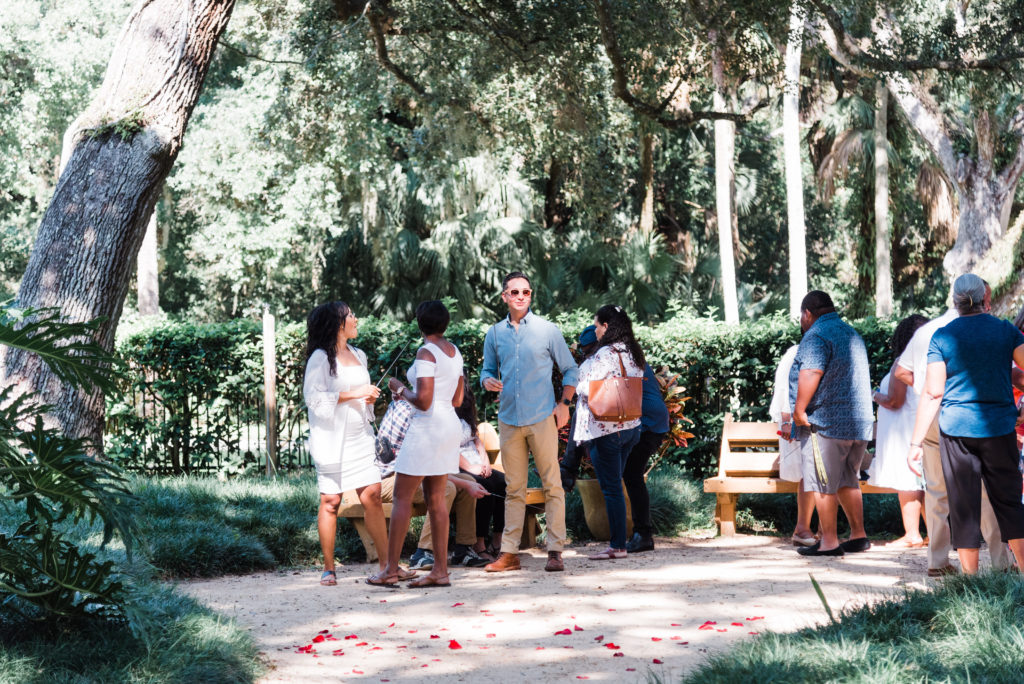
[111,310,900,477]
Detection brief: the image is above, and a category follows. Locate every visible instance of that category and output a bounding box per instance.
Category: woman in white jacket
[303,301,395,586]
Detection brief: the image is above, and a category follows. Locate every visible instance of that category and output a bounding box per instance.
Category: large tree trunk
[711,42,739,325]
[873,81,893,316]
[885,74,1024,276]
[783,2,808,319]
[1,0,236,443]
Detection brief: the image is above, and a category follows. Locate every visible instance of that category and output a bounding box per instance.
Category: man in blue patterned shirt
[789,291,874,557]
[480,272,578,572]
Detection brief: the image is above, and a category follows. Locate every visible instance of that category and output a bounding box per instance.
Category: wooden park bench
[703,413,895,536]
[340,422,548,561]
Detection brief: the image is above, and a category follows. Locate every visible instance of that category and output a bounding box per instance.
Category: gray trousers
[922,416,1011,570]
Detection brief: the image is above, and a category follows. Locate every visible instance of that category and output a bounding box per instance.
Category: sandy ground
[181,535,935,683]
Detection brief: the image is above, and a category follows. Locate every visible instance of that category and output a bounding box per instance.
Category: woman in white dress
[368,300,465,588]
[303,301,391,586]
[869,314,929,548]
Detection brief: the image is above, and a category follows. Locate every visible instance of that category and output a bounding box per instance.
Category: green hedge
[110,310,899,476]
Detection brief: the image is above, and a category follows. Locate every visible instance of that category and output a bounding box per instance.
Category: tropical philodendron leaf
[0,525,125,618]
[0,304,118,393]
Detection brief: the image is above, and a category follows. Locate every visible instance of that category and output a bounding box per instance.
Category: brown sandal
[396,566,418,581]
[407,573,451,588]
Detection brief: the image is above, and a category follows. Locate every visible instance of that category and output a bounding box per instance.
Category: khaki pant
[499,417,565,553]
[922,417,1011,570]
[379,472,477,550]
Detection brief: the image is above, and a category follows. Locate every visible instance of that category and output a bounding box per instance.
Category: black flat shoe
[840,537,871,553]
[797,544,845,556]
[626,533,655,553]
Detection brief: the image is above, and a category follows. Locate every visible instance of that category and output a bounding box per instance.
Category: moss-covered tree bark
[1,0,236,443]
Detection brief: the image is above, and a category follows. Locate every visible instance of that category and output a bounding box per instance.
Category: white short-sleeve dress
[395,341,464,476]
[303,347,380,494]
[868,369,924,491]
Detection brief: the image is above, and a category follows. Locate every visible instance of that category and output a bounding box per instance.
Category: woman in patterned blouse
[573,305,646,559]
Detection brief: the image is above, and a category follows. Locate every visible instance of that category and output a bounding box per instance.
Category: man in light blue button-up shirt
[480,272,578,572]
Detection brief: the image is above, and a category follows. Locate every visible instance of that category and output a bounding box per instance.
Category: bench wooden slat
[721,452,781,477]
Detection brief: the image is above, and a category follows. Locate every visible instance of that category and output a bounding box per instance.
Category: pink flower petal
[486,634,496,638]
[355,642,368,647]
[653,659,664,664]
[554,628,572,636]
[604,643,620,650]
[746,616,765,621]
[345,634,359,639]
[452,603,464,607]
[613,652,624,658]
[513,609,525,613]
[731,622,744,627]
[353,668,364,674]
[574,625,584,632]
[448,640,462,650]
[594,635,604,642]
[318,629,330,634]
[577,677,590,680]
[388,622,395,627]
[313,635,326,643]
[651,637,662,642]
[430,635,440,639]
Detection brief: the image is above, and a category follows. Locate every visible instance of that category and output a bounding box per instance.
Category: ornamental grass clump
[684,572,1024,683]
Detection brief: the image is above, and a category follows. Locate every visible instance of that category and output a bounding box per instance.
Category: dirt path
[181,535,932,682]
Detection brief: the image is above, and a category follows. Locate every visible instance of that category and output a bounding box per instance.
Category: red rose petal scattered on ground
[670,636,682,640]
[626,668,636,672]
[594,635,604,642]
[313,636,326,643]
[676,642,690,645]
[345,635,359,639]
[408,630,417,634]
[379,632,386,635]
[353,669,364,674]
[577,677,590,680]
[671,623,682,626]
[604,643,620,650]
[608,609,616,611]
[397,646,407,649]
[370,646,382,651]
[554,629,572,635]
[452,603,464,607]
[486,634,496,638]
[536,647,545,650]
[698,621,717,630]
[731,622,744,626]
[318,629,330,634]
[388,622,395,627]
[749,631,760,635]
[653,659,664,664]
[432,659,441,662]
[430,635,440,639]
[421,664,428,668]
[479,647,489,650]
[355,642,368,647]
[448,640,462,649]
[327,636,339,641]
[574,625,583,631]
[716,629,727,632]
[651,637,662,642]
[513,609,525,613]
[613,652,624,658]
[746,616,765,621]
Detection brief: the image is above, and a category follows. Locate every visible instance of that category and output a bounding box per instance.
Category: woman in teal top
[908,274,1024,574]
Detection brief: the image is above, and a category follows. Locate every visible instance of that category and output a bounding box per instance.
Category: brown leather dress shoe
[484,552,521,573]
[544,551,564,572]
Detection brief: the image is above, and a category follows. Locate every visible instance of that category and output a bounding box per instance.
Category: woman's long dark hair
[595,304,645,369]
[455,374,478,437]
[305,301,352,376]
[892,314,928,362]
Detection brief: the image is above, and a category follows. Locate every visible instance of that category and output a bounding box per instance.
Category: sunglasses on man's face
[505,289,532,297]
